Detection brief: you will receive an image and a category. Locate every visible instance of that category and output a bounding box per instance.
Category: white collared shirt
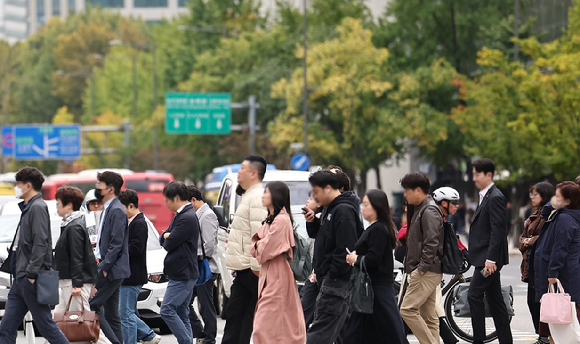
[479,183,495,205]
[176,203,188,214]
[128,213,139,224]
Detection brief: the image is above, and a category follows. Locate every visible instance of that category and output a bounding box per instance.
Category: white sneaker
[143,335,161,344]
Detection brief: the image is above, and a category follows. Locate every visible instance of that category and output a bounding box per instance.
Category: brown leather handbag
[54,295,100,342]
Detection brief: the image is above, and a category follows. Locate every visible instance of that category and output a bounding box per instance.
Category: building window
[53,0,60,15]
[134,0,166,7]
[6,0,27,6]
[178,0,187,7]
[86,0,124,8]
[37,0,45,25]
[68,0,75,12]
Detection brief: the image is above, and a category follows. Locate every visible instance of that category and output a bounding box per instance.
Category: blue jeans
[160,279,196,344]
[120,285,156,344]
[0,277,69,344]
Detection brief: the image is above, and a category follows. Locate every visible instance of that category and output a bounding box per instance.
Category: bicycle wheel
[443,277,511,343]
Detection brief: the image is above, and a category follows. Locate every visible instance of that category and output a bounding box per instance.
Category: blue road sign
[2,125,82,160]
[290,153,310,171]
[1,126,15,157]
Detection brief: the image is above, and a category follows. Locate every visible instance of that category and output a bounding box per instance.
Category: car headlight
[148,273,168,283]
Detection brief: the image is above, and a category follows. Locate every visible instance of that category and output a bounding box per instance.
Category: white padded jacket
[225,183,268,271]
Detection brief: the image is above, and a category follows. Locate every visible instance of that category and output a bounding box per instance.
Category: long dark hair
[530,182,555,209]
[366,189,397,249]
[264,181,294,225]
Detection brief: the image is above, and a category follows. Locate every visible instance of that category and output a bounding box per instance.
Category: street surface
[13,254,537,344]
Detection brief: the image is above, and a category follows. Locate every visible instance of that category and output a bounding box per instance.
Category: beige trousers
[44,280,111,344]
[400,270,443,344]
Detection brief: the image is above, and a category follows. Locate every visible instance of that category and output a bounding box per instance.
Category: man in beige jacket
[222,156,268,344]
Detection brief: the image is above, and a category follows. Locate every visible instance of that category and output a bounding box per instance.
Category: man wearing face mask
[89,171,131,344]
[0,167,70,344]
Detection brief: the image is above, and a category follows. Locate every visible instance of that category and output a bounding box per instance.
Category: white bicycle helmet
[432,187,460,202]
[84,189,98,209]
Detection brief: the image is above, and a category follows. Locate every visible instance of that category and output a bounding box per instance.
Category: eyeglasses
[450,201,460,205]
[529,193,539,198]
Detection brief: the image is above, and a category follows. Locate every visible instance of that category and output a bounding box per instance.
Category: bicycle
[394,252,512,343]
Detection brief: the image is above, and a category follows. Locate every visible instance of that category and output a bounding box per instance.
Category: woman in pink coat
[251,181,306,344]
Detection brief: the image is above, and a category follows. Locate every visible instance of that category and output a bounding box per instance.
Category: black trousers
[468,267,512,344]
[190,273,219,344]
[343,283,409,344]
[221,269,258,344]
[306,278,350,344]
[300,279,319,330]
[0,277,69,344]
[89,272,124,344]
[527,281,542,335]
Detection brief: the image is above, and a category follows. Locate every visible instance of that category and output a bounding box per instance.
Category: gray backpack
[285,222,312,282]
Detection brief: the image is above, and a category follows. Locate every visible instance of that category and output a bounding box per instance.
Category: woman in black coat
[344,189,409,344]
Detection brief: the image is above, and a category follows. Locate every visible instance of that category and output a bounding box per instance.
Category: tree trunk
[375,165,382,190]
[358,168,368,197]
[450,0,461,73]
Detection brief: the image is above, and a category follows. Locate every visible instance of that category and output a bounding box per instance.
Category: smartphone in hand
[481,269,491,278]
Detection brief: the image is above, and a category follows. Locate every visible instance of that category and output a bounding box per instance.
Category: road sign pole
[123,119,130,169]
[249,95,256,155]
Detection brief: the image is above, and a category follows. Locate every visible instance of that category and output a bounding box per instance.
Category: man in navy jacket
[90,171,130,344]
[160,181,200,344]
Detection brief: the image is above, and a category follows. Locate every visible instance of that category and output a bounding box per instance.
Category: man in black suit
[468,158,512,344]
[90,171,131,344]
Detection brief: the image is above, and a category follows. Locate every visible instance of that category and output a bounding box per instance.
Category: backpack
[285,222,313,282]
[420,205,463,275]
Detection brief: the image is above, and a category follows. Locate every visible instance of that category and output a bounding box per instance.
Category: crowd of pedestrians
[2,156,580,344]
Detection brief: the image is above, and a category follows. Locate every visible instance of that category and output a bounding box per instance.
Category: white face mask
[551,195,565,210]
[14,186,23,199]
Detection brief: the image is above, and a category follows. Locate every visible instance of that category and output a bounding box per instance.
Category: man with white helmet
[432,187,460,218]
[431,187,463,344]
[83,189,104,246]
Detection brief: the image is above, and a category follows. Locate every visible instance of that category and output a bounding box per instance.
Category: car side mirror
[213,206,228,227]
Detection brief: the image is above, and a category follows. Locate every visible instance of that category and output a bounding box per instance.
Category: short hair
[55,186,84,211]
[119,189,139,208]
[473,158,496,177]
[309,171,340,190]
[244,155,267,181]
[400,172,430,195]
[97,171,124,196]
[16,166,45,191]
[530,182,555,208]
[187,185,204,202]
[327,165,351,191]
[163,181,189,201]
[557,181,580,209]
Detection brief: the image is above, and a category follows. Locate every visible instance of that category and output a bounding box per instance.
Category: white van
[213,170,312,316]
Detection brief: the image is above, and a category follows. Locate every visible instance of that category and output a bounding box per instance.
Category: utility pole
[514,0,520,62]
[302,0,308,155]
[152,40,159,170]
[248,95,256,155]
[132,53,138,119]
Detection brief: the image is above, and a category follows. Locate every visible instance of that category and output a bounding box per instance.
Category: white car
[213,170,312,316]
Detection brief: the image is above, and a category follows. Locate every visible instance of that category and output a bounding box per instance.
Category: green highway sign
[165,93,231,134]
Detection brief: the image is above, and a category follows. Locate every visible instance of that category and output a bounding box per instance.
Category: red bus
[42,171,174,233]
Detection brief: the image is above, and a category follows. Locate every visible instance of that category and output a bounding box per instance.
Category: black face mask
[94,188,105,202]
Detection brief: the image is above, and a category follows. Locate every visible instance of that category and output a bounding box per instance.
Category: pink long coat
[250,209,306,344]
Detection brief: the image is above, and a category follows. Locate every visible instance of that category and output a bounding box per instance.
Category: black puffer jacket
[54,215,98,287]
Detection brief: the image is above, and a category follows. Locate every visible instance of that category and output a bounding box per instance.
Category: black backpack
[420,205,463,275]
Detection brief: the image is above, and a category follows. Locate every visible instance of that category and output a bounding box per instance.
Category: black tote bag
[348,257,374,314]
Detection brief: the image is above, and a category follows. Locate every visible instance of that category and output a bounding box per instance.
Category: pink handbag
[540,279,574,325]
